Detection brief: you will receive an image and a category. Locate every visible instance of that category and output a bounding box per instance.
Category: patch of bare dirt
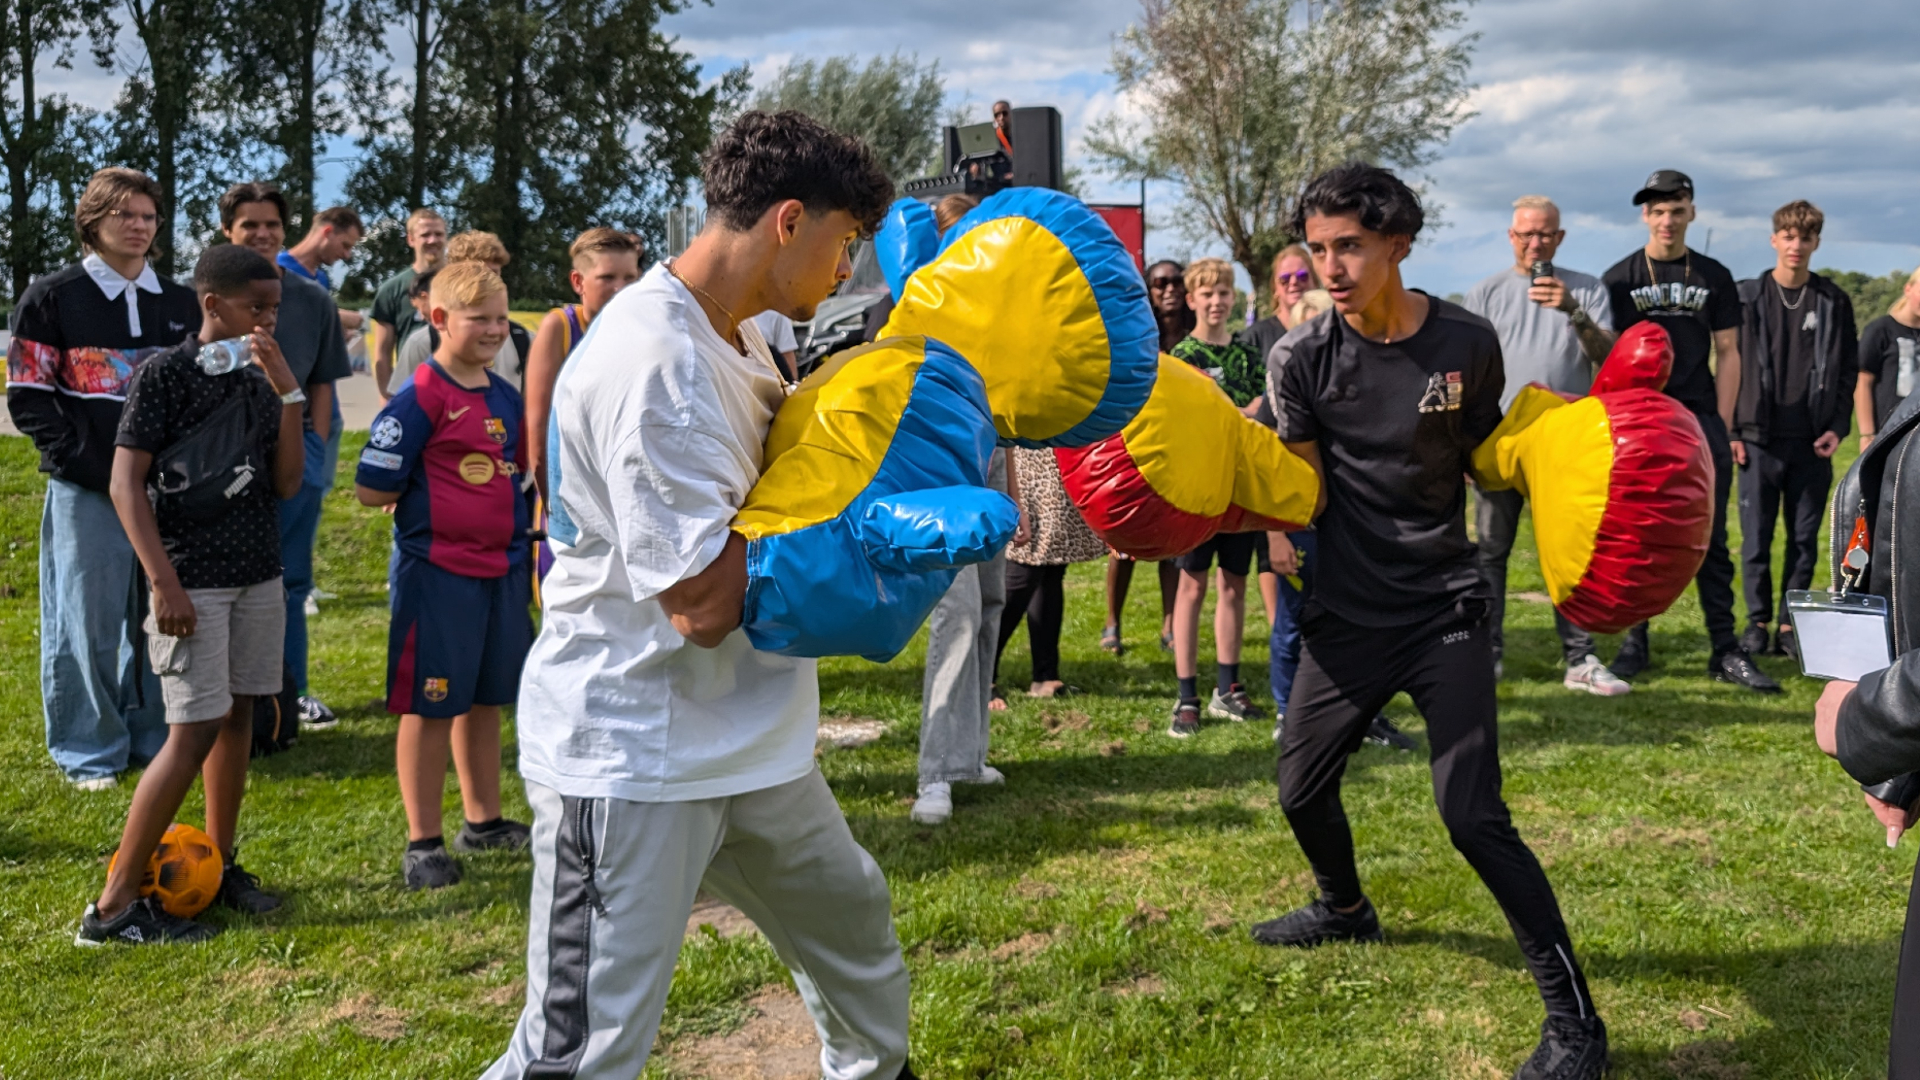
[1678,1008,1709,1032]
[990,929,1056,962]
[1664,1040,1749,1080]
[666,986,820,1080]
[1125,901,1169,929]
[816,718,886,749]
[1012,879,1059,901]
[1111,974,1164,997]
[1100,739,1127,757]
[1039,709,1091,733]
[327,993,408,1042]
[482,980,525,1009]
[686,893,759,939]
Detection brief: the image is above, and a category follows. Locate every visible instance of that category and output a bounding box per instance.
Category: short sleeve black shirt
[1758,278,1817,440]
[115,342,284,590]
[1602,248,1740,415]
[1269,294,1504,628]
[1860,314,1920,431]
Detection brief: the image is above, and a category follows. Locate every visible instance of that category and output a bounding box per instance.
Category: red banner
[1089,204,1145,273]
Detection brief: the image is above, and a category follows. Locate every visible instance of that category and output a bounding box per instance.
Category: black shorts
[1173,531,1262,576]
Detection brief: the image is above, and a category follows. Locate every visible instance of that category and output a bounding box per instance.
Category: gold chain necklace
[665,260,792,396]
[1644,246,1690,294]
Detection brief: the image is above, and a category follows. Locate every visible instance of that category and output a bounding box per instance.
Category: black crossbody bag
[147,392,266,523]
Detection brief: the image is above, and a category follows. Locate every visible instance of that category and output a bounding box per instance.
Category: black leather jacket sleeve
[1837,652,1920,784]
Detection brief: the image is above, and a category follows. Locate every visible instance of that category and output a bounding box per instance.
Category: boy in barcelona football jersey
[355,261,535,891]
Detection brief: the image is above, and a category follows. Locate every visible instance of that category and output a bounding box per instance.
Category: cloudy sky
[665,0,1920,296]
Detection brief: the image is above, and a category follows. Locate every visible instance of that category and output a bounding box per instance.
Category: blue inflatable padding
[875,198,939,301]
[938,187,1160,450]
[741,338,1014,662]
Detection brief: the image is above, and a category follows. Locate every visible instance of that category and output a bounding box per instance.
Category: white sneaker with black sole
[298,696,339,730]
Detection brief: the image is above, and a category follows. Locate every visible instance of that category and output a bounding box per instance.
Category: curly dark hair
[192,243,279,297]
[702,110,894,235]
[1291,162,1424,242]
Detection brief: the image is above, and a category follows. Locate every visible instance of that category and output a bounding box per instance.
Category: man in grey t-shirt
[1462,194,1629,697]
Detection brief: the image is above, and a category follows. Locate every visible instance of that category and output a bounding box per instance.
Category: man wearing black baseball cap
[1600,170,1780,692]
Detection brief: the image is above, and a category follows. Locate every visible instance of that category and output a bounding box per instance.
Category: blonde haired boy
[355,259,537,890]
[524,227,644,502]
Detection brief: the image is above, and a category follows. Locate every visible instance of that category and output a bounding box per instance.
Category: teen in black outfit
[1599,170,1776,692]
[1257,163,1606,1080]
[1855,267,1920,448]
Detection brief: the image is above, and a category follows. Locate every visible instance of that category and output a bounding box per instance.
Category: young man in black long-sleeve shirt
[1256,163,1606,1080]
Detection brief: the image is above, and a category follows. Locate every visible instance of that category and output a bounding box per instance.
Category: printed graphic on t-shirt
[1417,370,1463,413]
[6,339,174,397]
[1627,280,1712,316]
[370,415,404,448]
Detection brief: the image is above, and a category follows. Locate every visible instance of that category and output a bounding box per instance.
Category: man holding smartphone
[1463,195,1624,695]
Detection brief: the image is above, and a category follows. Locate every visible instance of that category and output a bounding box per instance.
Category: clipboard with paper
[1786,589,1891,681]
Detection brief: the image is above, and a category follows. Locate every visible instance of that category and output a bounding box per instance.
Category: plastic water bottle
[197,337,251,375]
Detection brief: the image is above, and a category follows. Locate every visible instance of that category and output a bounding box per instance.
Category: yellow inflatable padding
[1229,415,1320,528]
[1123,356,1240,516]
[882,217,1108,443]
[734,338,919,539]
[1473,388,1614,603]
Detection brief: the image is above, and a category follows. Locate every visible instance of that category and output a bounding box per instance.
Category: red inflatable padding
[1590,321,1673,394]
[1054,435,1236,560]
[1557,388,1713,634]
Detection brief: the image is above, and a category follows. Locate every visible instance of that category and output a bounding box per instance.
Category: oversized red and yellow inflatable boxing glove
[1471,322,1713,633]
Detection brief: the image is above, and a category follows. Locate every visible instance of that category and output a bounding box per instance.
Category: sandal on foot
[1100,625,1124,656]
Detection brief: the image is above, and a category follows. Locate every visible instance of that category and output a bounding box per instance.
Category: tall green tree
[1089,0,1475,314]
[749,53,943,182]
[0,0,112,297]
[110,0,233,273]
[424,0,733,301]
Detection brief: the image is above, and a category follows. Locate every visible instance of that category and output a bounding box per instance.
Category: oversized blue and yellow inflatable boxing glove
[733,189,1160,660]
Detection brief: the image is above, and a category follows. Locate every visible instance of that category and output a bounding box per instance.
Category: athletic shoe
[1168,700,1201,739]
[403,846,464,890]
[1207,685,1266,722]
[1738,623,1770,657]
[454,818,533,853]
[1774,626,1800,661]
[1249,896,1383,947]
[75,897,218,946]
[214,862,283,914]
[1272,713,1285,744]
[910,782,952,825]
[1710,651,1782,694]
[1563,655,1631,698]
[1493,658,1504,681]
[311,587,339,600]
[69,773,117,792]
[1512,1015,1609,1080]
[1609,639,1649,681]
[963,765,1006,786]
[1365,715,1416,751]
[303,593,320,617]
[298,696,338,730]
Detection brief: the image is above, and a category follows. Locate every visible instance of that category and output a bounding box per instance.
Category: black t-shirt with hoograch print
[115,341,284,589]
[1269,293,1504,629]
[1602,248,1740,416]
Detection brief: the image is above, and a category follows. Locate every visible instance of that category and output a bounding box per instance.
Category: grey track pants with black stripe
[481,770,911,1080]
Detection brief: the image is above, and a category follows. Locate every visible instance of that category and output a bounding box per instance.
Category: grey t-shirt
[1462,266,1613,408]
[276,272,352,390]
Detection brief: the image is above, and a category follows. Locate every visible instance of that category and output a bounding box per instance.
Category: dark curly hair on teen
[701,110,894,236]
[1291,162,1424,242]
[192,243,280,297]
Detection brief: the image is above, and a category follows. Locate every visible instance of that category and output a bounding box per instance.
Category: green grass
[0,432,1907,1079]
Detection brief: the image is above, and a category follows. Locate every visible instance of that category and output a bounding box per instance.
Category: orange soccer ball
[107,822,223,917]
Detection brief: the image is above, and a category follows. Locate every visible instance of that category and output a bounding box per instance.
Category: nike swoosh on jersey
[447,406,471,421]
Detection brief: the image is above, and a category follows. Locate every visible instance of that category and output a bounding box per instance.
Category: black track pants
[1276,605,1595,1021]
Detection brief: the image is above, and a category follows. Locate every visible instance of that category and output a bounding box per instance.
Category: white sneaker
[1564,655,1631,697]
[910,782,952,825]
[303,594,320,617]
[70,774,117,792]
[311,587,338,601]
[966,765,1006,786]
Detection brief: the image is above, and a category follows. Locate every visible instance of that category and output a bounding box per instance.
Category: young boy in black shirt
[77,245,307,946]
[1259,163,1607,1079]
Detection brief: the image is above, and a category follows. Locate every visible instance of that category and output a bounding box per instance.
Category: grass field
[0,430,1909,1080]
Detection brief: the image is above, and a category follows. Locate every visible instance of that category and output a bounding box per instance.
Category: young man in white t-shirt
[482,111,914,1080]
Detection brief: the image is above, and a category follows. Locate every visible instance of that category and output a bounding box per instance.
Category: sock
[1218,662,1240,695]
[465,817,507,833]
[1177,676,1198,704]
[407,836,445,853]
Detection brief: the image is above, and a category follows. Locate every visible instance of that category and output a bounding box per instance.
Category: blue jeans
[280,417,342,696]
[39,478,167,780]
[1268,529,1315,716]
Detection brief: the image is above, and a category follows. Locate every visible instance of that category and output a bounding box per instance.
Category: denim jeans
[1268,529,1314,716]
[39,477,167,780]
[280,416,341,696]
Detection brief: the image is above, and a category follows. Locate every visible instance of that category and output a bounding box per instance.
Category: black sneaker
[453,818,532,853]
[298,695,338,730]
[1774,626,1799,661]
[1609,638,1649,681]
[214,861,283,914]
[1710,650,1782,694]
[75,897,219,946]
[1738,623,1770,657]
[1365,715,1416,751]
[1513,1014,1609,1080]
[1250,896,1384,947]
[403,845,464,890]
[1207,684,1266,722]
[1167,700,1201,739]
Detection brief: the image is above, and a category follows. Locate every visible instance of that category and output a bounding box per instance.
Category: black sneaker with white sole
[298,695,338,730]
[1250,896,1383,947]
[1365,715,1416,751]
[1513,1014,1609,1080]
[1207,685,1267,722]
[214,861,283,914]
[1168,700,1201,738]
[454,818,532,853]
[403,845,464,890]
[1710,650,1782,694]
[75,897,219,946]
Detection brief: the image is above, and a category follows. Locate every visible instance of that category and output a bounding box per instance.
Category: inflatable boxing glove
[1471,322,1712,633]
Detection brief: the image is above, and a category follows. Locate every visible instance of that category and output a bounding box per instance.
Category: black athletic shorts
[1173,531,1262,576]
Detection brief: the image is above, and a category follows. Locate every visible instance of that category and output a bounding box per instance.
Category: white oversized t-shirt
[516,264,817,802]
